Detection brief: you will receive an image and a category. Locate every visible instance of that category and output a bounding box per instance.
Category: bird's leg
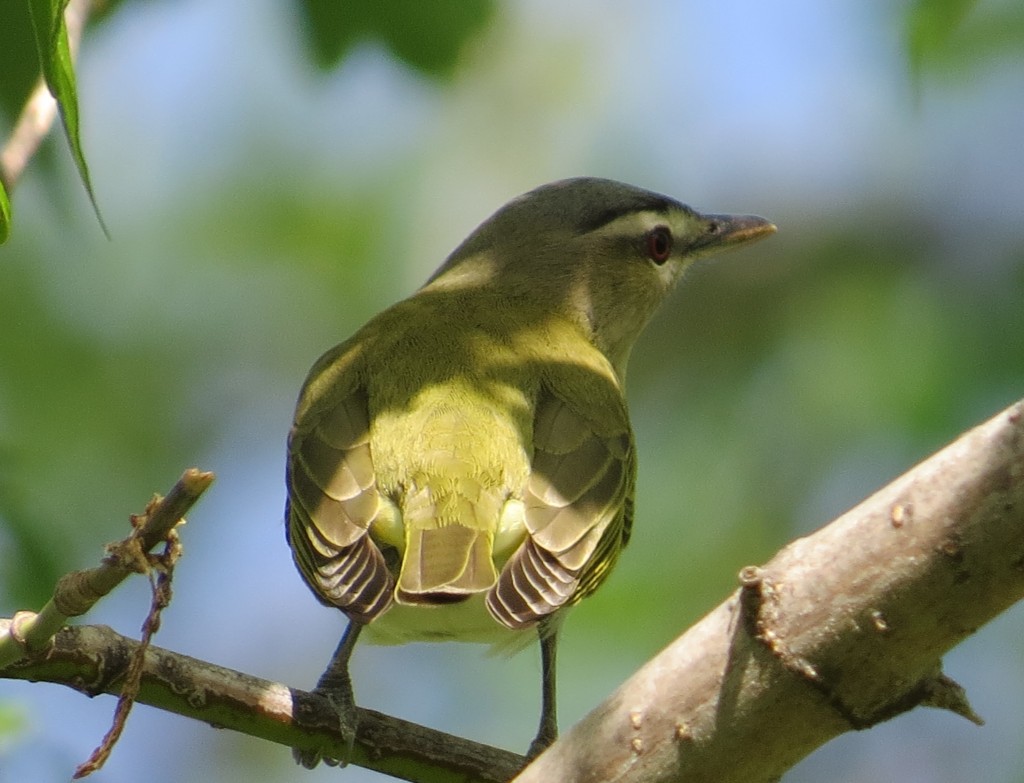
[527,624,559,759]
[293,620,364,769]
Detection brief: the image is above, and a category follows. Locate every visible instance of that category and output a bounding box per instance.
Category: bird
[285,177,775,767]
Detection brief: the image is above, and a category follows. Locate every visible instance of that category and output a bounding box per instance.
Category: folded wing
[286,384,395,623]
[487,387,635,629]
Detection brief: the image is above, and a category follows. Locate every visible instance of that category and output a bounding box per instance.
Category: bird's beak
[691,213,777,255]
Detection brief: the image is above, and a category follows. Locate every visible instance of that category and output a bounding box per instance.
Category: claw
[525,727,556,761]
[292,687,358,768]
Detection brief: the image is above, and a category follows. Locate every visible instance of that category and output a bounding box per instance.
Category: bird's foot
[292,686,358,769]
[525,725,557,761]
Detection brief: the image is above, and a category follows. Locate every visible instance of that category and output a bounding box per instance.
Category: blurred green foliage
[298,0,494,75]
[0,701,27,748]
[0,174,398,607]
[906,0,1024,81]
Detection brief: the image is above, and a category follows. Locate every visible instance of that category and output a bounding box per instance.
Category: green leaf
[0,179,10,244]
[298,0,494,78]
[27,0,108,237]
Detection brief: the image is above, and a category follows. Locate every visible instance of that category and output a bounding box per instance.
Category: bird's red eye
[645,227,673,264]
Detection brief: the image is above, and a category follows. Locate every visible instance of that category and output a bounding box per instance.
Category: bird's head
[427,177,776,378]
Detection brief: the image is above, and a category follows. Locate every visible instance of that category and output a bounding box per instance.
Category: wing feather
[286,379,395,622]
[488,385,635,629]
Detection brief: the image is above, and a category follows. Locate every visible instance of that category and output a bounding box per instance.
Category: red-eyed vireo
[286,177,775,766]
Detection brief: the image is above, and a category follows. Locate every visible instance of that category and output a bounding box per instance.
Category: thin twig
[0,468,214,668]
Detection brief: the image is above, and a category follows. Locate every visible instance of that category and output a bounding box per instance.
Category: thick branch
[0,621,524,783]
[515,399,1024,783]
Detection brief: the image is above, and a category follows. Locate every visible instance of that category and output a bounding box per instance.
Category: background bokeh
[2,1,1023,781]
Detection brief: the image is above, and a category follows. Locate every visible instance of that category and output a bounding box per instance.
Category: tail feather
[397,526,498,603]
